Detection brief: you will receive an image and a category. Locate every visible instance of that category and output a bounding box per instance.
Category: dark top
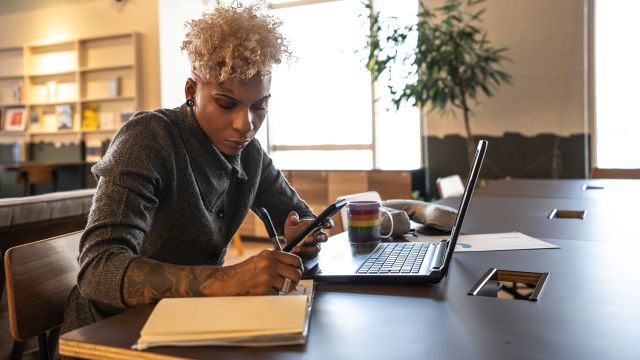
[62,105,312,333]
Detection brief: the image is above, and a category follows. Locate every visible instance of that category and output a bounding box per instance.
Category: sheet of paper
[414,232,559,252]
[284,279,314,296]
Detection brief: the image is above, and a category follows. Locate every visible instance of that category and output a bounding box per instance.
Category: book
[82,104,99,130]
[29,109,40,131]
[108,76,121,97]
[84,139,104,162]
[42,112,58,132]
[133,280,315,350]
[46,80,57,102]
[120,111,134,125]
[99,112,115,130]
[56,104,73,130]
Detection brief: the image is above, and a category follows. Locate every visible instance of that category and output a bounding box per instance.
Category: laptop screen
[440,140,487,274]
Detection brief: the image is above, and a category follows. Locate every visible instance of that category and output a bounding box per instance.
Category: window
[595,0,640,168]
[268,0,420,170]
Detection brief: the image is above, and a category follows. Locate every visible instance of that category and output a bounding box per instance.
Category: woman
[62,3,330,333]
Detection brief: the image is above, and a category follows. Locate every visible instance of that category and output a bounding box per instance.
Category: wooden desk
[477,178,640,199]
[1,161,92,195]
[58,179,640,359]
[59,233,640,360]
[437,195,639,243]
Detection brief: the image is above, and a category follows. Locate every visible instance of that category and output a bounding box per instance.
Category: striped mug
[347,201,394,244]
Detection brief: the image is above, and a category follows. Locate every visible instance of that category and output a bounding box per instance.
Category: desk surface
[59,179,640,359]
[1,161,90,170]
[477,178,640,199]
[438,195,639,242]
[59,234,640,360]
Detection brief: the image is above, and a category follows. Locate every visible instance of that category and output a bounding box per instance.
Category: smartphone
[282,198,348,252]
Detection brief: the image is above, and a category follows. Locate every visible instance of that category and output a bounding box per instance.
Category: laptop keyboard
[356,242,434,274]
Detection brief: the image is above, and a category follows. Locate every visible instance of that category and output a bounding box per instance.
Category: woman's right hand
[207,250,303,296]
[122,251,303,306]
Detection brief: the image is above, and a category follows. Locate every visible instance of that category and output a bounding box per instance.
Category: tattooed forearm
[122,258,237,307]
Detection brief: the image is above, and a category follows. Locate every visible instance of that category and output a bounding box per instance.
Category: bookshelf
[0,33,141,161]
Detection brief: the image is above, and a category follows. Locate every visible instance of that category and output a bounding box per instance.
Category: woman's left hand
[283,211,334,258]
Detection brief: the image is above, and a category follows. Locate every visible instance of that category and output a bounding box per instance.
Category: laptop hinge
[430,239,449,271]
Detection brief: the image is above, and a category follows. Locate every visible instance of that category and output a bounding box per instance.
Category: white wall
[158,0,210,108]
[423,0,588,138]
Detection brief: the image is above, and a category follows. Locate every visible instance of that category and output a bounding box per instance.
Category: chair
[0,189,94,300]
[14,164,58,196]
[231,233,244,255]
[591,168,640,179]
[436,175,465,199]
[4,231,82,360]
[335,191,382,233]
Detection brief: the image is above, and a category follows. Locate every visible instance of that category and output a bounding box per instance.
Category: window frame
[266,0,380,168]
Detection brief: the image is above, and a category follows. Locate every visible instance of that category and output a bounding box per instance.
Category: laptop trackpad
[310,242,379,276]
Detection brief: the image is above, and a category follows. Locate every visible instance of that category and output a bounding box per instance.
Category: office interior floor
[223,239,271,265]
[0,239,270,360]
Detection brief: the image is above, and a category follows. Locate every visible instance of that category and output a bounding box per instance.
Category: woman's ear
[185,78,197,102]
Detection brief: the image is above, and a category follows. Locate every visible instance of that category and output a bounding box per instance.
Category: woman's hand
[224,249,303,295]
[122,250,304,306]
[283,211,334,258]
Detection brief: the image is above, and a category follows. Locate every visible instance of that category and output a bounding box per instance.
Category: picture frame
[3,107,27,131]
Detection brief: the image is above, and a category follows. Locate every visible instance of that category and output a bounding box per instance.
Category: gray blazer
[62,104,312,332]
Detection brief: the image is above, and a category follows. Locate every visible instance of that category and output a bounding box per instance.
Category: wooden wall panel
[238,170,412,239]
[327,171,368,202]
[289,171,328,206]
[368,171,412,200]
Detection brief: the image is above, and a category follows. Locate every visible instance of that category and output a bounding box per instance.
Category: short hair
[181,2,291,83]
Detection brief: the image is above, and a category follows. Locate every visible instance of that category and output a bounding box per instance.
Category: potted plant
[365,0,512,166]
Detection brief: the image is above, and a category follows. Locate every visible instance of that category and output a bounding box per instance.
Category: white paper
[414,232,559,252]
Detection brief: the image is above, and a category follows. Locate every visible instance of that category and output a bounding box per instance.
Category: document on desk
[415,232,559,252]
[133,280,315,350]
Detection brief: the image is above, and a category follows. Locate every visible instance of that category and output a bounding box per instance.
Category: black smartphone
[282,198,348,252]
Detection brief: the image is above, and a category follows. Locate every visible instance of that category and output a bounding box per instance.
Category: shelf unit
[0,33,141,161]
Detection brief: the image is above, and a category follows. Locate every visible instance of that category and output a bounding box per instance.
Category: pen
[258,207,282,251]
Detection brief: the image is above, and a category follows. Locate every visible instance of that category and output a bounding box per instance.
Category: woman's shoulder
[115,107,185,143]
[121,108,176,131]
[96,108,185,176]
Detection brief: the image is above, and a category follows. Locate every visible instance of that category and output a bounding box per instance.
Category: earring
[186,99,194,107]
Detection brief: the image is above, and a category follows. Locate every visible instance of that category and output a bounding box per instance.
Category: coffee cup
[347,201,394,244]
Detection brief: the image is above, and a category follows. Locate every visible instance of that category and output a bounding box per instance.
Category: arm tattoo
[122,258,237,307]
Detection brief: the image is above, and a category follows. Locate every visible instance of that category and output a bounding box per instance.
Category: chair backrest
[591,168,640,179]
[0,189,93,303]
[15,165,56,185]
[336,191,382,232]
[4,231,82,341]
[436,175,465,199]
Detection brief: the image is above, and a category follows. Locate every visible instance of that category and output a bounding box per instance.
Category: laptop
[303,140,487,284]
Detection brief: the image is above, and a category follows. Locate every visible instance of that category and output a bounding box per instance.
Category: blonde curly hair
[181,2,290,83]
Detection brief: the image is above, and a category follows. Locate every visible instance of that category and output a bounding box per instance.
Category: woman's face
[186,75,271,156]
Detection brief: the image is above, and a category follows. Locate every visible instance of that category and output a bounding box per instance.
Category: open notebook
[133,280,315,350]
